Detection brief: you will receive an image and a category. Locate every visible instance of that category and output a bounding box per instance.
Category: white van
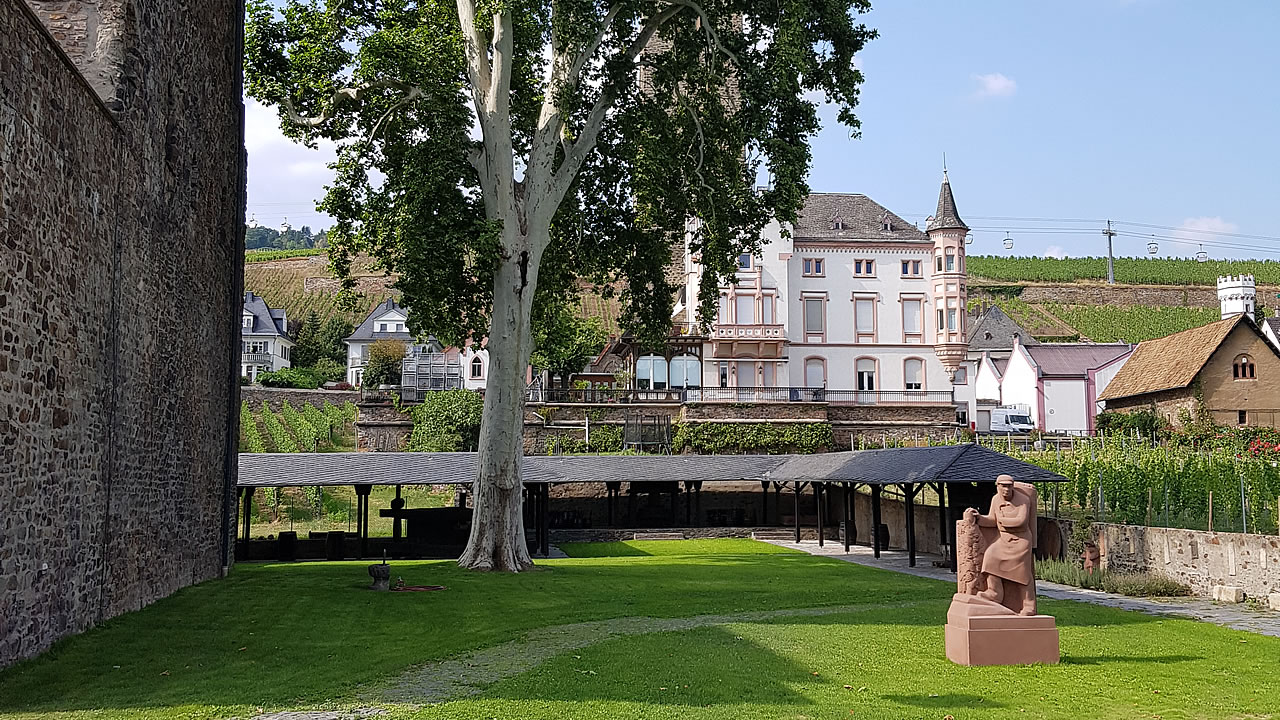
[989,407,1035,434]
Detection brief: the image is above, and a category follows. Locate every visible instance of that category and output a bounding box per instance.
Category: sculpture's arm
[1000,501,1029,529]
[973,509,997,528]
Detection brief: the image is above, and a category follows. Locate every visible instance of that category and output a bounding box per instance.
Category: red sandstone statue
[963,475,1038,615]
[945,474,1058,666]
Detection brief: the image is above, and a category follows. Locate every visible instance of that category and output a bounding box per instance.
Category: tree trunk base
[457,483,534,572]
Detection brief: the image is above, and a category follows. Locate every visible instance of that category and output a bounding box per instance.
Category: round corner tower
[1217,274,1256,319]
[926,171,969,381]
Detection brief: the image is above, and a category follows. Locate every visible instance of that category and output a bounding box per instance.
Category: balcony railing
[241,353,273,365]
[687,387,954,406]
[712,324,785,339]
[526,386,955,406]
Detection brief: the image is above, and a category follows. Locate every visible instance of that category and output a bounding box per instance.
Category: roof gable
[1099,316,1248,401]
[346,298,415,342]
[1024,344,1133,377]
[242,292,288,338]
[968,305,1040,351]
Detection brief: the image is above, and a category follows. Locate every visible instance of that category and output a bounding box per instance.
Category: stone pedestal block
[1212,585,1245,603]
[368,563,390,591]
[945,594,1060,666]
[1267,593,1280,611]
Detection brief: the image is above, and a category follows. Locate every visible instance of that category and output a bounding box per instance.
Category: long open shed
[237,444,1067,567]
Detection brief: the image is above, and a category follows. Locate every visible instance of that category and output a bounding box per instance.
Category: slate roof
[242,291,288,337]
[346,298,415,343]
[237,445,1067,487]
[1024,343,1131,377]
[968,305,1040,351]
[925,172,968,232]
[1265,317,1280,340]
[792,193,929,243]
[1099,316,1243,401]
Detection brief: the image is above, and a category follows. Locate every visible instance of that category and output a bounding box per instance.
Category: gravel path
[373,601,925,706]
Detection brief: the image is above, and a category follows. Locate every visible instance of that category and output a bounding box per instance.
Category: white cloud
[1044,245,1066,259]
[1177,216,1238,235]
[973,73,1017,99]
[244,98,338,229]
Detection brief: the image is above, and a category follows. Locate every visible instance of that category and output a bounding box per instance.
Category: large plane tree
[245,0,875,571]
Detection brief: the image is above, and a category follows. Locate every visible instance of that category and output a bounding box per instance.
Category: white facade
[241,292,294,382]
[1218,274,1256,319]
[682,178,970,420]
[345,304,411,386]
[978,339,1133,435]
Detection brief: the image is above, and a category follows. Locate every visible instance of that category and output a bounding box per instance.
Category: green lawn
[0,540,1275,720]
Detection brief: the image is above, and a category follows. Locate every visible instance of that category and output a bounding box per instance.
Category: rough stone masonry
[1,0,244,666]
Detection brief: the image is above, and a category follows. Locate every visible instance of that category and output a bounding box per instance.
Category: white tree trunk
[458,240,539,571]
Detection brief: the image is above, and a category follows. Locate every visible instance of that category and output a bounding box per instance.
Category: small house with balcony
[346,298,490,392]
[345,298,415,386]
[241,291,293,381]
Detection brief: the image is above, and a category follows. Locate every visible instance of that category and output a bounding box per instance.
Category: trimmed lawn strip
[556,539,801,557]
[414,599,1280,720]
[0,546,943,719]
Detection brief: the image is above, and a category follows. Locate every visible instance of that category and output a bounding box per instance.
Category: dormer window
[379,323,388,332]
[831,216,845,231]
[1234,354,1256,380]
[242,315,253,328]
[881,213,892,231]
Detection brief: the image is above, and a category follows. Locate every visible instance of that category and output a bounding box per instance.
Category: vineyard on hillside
[1038,303,1222,343]
[245,248,327,262]
[242,254,395,326]
[239,400,357,453]
[968,255,1280,285]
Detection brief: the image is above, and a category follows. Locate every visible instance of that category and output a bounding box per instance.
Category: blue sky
[245,0,1280,260]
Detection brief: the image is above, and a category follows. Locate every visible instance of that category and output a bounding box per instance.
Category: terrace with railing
[526,386,954,406]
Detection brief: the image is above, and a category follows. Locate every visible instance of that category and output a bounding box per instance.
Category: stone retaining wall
[242,387,359,414]
[1069,521,1280,599]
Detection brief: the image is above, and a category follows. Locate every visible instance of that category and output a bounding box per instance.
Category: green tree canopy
[245,0,875,570]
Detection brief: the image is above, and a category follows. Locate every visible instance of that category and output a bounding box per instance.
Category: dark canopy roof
[237,445,1065,488]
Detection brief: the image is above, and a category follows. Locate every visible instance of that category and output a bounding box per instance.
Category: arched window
[856,358,877,391]
[1234,354,1256,380]
[636,355,669,390]
[904,358,924,390]
[669,355,702,389]
[804,358,825,388]
[470,356,484,379]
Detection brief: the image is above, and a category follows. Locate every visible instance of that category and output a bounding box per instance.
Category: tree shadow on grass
[1061,654,1201,665]
[880,693,1006,710]
[480,625,819,708]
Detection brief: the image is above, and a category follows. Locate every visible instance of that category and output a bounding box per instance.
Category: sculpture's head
[996,474,1015,500]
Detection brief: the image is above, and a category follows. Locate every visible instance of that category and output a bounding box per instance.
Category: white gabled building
[241,291,293,381]
[679,173,972,420]
[345,298,489,392]
[975,339,1132,435]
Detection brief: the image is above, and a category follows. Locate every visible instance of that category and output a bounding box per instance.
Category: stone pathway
[765,539,1280,638]
[373,601,929,706]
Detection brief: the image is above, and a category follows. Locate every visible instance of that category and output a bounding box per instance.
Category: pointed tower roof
[926,171,968,233]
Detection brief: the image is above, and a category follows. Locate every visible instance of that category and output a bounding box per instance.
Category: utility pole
[1103,220,1117,284]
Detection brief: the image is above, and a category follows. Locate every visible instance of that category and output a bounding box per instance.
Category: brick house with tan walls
[1099,315,1280,427]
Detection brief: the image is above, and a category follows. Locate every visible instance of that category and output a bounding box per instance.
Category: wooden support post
[241,488,254,554]
[540,481,550,556]
[843,482,852,552]
[871,484,883,559]
[761,481,770,528]
[815,483,825,547]
[905,483,917,568]
[773,482,782,526]
[936,482,947,546]
[1208,490,1214,533]
[793,483,802,543]
[355,485,372,559]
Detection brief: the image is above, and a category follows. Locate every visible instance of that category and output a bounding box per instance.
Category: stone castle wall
[1,0,244,666]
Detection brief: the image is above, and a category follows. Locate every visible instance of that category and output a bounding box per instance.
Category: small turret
[927,171,969,380]
[1218,274,1256,319]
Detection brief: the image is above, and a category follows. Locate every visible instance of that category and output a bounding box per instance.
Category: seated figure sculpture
[945,474,1059,665]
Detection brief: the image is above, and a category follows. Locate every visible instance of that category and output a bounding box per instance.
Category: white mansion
[241,291,294,381]
[665,174,972,419]
[344,298,489,394]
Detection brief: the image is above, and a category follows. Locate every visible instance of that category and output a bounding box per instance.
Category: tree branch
[657,0,739,65]
[281,81,420,129]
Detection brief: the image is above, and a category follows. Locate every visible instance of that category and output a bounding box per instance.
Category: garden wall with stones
[243,387,359,414]
[0,0,244,666]
[1085,522,1280,600]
